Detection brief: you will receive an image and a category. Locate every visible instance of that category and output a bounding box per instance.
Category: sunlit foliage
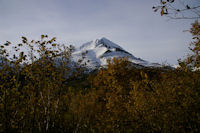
[0,35,200,132]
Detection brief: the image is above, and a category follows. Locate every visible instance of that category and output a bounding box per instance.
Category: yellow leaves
[45,51,50,55]
[1,49,6,54]
[161,1,166,4]
[160,6,167,16]
[1,35,200,132]
[19,52,24,58]
[41,34,48,39]
[21,36,27,43]
[144,73,148,79]
[51,37,56,42]
[41,46,45,51]
[52,43,57,47]
[140,71,148,83]
[41,34,45,39]
[161,8,165,16]
[181,20,200,68]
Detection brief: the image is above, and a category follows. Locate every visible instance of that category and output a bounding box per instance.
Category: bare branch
[153,0,200,20]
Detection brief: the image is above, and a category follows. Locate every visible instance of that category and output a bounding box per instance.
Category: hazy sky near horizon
[0,0,196,64]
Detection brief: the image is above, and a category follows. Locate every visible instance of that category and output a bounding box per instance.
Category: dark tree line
[0,32,200,132]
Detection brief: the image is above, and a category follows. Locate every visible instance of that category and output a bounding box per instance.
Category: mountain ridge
[72,37,161,70]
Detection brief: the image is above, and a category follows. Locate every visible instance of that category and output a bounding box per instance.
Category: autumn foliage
[0,22,200,132]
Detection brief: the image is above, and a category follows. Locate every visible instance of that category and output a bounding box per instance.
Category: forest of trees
[0,0,200,132]
[0,20,200,132]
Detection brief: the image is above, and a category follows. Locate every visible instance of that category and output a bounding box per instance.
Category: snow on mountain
[72,37,161,69]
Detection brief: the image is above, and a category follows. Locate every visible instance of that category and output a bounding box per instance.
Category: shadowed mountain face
[72,37,161,69]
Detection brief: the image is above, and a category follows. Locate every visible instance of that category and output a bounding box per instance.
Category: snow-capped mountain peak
[72,37,161,69]
[79,37,123,50]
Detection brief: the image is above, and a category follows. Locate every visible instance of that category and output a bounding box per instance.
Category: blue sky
[0,0,196,64]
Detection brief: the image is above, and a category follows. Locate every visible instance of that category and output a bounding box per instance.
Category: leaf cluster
[0,36,200,132]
